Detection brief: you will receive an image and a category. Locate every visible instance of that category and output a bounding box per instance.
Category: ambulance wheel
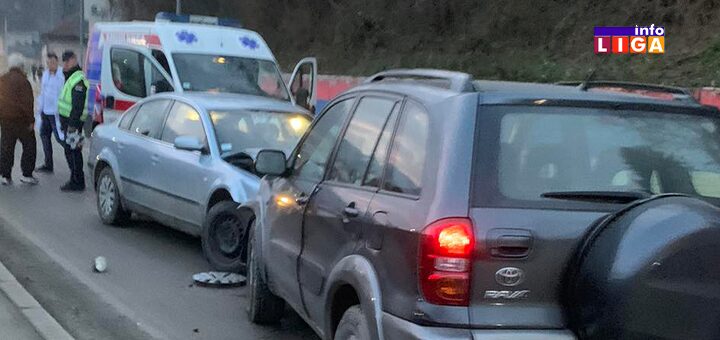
[96,167,130,226]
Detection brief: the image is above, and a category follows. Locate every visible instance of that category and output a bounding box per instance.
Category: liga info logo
[594,25,665,54]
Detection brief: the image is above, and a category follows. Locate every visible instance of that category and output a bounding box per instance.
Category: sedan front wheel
[202,201,250,274]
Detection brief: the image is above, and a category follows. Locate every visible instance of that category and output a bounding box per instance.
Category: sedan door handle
[343,206,359,218]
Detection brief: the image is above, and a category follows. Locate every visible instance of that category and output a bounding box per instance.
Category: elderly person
[0,55,37,185]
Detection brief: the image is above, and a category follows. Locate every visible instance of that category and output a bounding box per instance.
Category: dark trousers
[0,122,37,179]
[59,117,85,187]
[39,114,62,170]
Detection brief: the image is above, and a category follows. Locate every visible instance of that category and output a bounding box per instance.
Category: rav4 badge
[495,267,525,287]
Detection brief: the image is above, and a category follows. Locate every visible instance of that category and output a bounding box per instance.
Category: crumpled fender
[246,178,274,280]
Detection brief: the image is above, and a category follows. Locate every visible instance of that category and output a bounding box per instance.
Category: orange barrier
[695,88,720,109]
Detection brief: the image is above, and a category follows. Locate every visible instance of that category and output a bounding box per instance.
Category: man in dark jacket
[0,56,38,185]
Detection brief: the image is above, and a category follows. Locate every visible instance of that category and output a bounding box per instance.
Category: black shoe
[60,182,85,192]
[36,165,53,173]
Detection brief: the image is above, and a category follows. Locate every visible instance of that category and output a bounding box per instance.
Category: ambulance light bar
[155,12,242,28]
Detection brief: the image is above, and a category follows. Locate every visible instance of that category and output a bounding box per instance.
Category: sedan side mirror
[174,136,206,153]
[255,150,287,176]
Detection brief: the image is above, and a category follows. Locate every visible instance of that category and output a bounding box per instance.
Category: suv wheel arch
[323,255,384,340]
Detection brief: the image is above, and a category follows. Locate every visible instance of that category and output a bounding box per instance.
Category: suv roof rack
[556,80,698,104]
[556,80,691,95]
[365,69,474,92]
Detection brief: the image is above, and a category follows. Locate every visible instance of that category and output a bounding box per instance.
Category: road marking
[0,261,75,340]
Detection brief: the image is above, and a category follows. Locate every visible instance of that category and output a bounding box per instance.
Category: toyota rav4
[244,69,720,340]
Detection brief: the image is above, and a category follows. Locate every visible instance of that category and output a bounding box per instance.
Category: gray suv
[245,70,720,339]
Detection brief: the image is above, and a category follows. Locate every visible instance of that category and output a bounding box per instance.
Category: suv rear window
[474,105,720,209]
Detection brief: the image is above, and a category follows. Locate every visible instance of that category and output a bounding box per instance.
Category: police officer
[58,51,88,192]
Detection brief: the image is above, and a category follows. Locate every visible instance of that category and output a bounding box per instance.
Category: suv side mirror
[174,136,206,153]
[255,150,287,176]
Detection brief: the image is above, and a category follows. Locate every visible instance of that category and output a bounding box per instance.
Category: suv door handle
[296,195,309,205]
[488,229,533,258]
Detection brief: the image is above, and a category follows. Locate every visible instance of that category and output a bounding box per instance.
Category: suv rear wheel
[334,305,370,340]
[96,167,130,226]
[202,201,250,273]
[247,222,285,324]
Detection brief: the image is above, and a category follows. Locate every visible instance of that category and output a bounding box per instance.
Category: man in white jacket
[35,53,65,173]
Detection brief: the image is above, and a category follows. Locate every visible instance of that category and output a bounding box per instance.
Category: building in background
[40,16,82,67]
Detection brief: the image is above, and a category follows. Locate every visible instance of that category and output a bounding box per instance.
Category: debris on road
[93,256,107,273]
[192,272,245,287]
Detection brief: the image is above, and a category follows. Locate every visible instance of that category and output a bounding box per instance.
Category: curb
[0,260,75,340]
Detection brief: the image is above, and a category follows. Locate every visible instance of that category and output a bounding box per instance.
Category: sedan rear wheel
[96,167,130,226]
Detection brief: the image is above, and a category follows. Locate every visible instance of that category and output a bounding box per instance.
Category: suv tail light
[419,218,474,306]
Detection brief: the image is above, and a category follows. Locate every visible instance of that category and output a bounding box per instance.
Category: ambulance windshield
[173,54,290,101]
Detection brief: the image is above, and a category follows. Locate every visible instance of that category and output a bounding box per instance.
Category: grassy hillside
[120,0,720,86]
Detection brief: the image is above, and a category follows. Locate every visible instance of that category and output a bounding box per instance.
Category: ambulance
[85,12,317,124]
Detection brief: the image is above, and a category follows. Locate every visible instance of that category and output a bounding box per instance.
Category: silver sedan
[88,92,312,272]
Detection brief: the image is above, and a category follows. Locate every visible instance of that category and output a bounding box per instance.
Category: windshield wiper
[541,190,651,204]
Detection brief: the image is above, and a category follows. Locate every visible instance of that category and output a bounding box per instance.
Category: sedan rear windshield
[474,105,720,209]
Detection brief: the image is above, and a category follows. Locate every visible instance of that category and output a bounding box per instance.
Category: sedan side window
[161,102,205,144]
[328,97,398,186]
[293,99,354,181]
[129,100,170,139]
[383,101,430,196]
[118,106,139,130]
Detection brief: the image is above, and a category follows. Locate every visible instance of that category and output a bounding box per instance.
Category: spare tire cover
[568,196,720,340]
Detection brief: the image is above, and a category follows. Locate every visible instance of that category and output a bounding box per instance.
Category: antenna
[577,69,597,91]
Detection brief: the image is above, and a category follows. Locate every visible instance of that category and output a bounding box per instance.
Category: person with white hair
[0,54,37,185]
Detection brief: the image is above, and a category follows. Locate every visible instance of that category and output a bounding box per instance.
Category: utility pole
[79,0,85,61]
[176,0,182,14]
[50,0,55,29]
[3,16,7,55]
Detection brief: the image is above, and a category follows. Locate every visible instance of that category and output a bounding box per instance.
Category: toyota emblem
[495,267,525,287]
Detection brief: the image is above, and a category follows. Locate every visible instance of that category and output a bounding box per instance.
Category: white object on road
[192,272,245,287]
[93,256,107,273]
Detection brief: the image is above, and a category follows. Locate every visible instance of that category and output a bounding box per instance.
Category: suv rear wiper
[541,191,651,204]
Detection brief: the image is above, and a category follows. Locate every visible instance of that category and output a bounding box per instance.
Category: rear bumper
[382,312,577,340]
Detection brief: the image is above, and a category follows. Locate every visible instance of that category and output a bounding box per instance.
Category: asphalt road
[0,141,318,340]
